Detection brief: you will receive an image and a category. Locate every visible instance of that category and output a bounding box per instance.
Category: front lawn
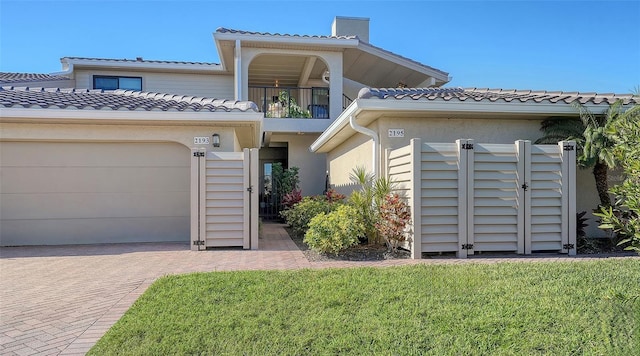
[89,260,639,355]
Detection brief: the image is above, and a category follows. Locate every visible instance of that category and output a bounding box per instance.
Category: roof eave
[60,58,224,73]
[357,43,449,84]
[213,31,360,48]
[309,99,612,153]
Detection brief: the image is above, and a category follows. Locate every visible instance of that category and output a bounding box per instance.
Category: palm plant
[535,100,631,208]
[348,166,393,244]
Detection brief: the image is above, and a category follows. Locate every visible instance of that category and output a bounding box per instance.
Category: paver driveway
[0,223,309,355]
[1,223,637,355]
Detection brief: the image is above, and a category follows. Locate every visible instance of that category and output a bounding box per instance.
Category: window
[93,76,142,91]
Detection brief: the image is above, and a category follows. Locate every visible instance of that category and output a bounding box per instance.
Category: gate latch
[246,186,253,193]
[521,183,529,191]
[193,152,205,157]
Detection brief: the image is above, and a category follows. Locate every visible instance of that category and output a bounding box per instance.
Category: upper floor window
[93,76,142,91]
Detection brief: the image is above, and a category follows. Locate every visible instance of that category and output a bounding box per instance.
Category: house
[311,87,638,257]
[1,16,635,256]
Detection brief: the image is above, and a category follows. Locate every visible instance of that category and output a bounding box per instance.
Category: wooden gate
[387,139,576,259]
[191,148,259,250]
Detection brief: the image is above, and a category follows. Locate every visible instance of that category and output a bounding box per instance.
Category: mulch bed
[285,227,410,262]
[285,227,635,261]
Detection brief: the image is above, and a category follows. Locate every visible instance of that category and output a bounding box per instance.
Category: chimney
[331,16,370,42]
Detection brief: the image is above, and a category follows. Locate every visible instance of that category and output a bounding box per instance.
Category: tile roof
[216,27,357,40]
[216,28,448,78]
[0,72,71,84]
[62,57,219,66]
[0,87,258,112]
[358,87,639,105]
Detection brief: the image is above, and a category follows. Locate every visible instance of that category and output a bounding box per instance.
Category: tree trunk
[593,161,611,208]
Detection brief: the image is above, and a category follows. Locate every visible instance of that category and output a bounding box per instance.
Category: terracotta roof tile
[0,72,70,84]
[358,87,639,105]
[0,87,258,112]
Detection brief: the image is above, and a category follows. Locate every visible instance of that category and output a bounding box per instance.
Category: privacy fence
[191,148,259,251]
[387,139,576,259]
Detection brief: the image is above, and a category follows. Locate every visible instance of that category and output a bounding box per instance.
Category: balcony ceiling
[249,55,327,87]
[216,36,449,89]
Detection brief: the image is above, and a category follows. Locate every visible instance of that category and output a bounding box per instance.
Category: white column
[324,52,343,120]
[234,40,242,101]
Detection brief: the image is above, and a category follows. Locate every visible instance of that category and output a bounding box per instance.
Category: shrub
[304,205,364,254]
[375,193,412,252]
[594,103,640,253]
[280,196,340,237]
[325,188,346,203]
[281,189,302,210]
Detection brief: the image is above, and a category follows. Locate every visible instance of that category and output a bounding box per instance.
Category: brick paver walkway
[1,223,637,355]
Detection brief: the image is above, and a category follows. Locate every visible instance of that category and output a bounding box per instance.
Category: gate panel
[471,143,520,253]
[205,151,247,248]
[529,145,564,252]
[420,142,460,253]
[388,140,576,259]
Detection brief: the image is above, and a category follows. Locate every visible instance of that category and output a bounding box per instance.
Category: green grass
[89,260,640,355]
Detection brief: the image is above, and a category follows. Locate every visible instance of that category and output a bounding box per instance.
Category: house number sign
[193,137,210,145]
[388,129,405,138]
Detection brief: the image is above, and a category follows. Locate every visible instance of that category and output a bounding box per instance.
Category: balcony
[249,86,329,119]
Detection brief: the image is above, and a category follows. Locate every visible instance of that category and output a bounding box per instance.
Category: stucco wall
[74,70,234,98]
[270,133,327,196]
[325,127,375,195]
[0,122,239,153]
[324,116,606,237]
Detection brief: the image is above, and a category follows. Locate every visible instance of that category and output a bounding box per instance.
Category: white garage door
[0,141,190,246]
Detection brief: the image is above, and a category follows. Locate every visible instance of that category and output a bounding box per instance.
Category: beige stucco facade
[319,114,607,237]
[0,109,262,246]
[269,133,327,196]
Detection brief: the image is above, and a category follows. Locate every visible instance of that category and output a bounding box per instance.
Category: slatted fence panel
[204,152,247,247]
[420,142,460,253]
[471,143,520,252]
[529,144,564,252]
[387,140,575,258]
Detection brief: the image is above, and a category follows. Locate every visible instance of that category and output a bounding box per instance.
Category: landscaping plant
[375,193,412,252]
[594,103,640,252]
[536,100,633,207]
[280,195,343,237]
[348,166,393,244]
[304,204,365,254]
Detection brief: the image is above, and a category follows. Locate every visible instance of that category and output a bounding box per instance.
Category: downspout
[349,115,379,178]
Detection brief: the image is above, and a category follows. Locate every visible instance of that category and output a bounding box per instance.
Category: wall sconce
[212,133,221,147]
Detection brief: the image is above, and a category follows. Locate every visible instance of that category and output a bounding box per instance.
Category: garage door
[0,141,190,246]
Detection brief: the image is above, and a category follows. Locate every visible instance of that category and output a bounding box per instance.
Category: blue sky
[1,0,639,93]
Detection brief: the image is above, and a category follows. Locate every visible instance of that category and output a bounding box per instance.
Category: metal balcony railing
[249,86,330,119]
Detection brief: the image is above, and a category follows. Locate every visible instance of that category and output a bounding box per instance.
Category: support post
[560,141,577,255]
[250,148,259,250]
[410,139,422,259]
[242,148,250,250]
[516,140,531,254]
[456,139,469,258]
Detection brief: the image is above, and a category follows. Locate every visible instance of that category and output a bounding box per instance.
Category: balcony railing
[249,86,329,119]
